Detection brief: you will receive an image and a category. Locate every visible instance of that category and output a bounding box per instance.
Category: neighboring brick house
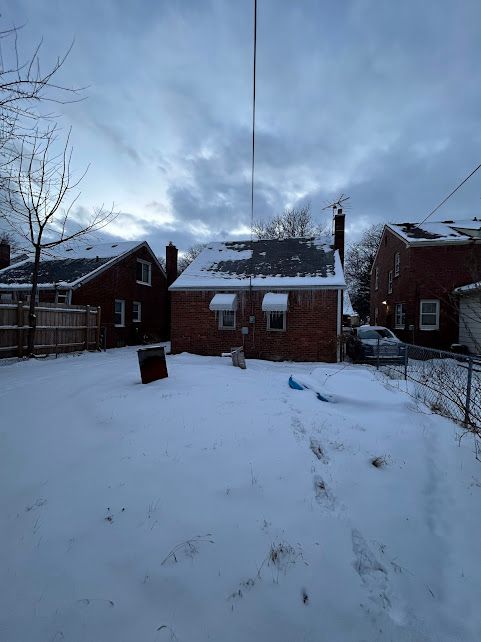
[169,218,346,362]
[370,219,481,350]
[0,240,175,348]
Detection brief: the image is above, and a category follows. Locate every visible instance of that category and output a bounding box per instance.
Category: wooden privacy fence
[0,302,101,358]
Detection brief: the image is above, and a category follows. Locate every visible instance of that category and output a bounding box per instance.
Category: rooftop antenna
[322,194,350,216]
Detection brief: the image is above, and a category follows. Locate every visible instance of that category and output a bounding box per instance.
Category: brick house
[370,219,481,350]
[169,216,346,362]
[0,240,177,348]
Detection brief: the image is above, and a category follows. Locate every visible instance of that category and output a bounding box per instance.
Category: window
[136,259,152,285]
[219,310,235,329]
[267,311,286,331]
[375,266,379,291]
[114,299,125,327]
[56,290,69,304]
[388,270,393,294]
[0,292,13,302]
[133,301,141,323]
[395,303,406,329]
[420,299,440,330]
[25,292,39,304]
[394,252,400,277]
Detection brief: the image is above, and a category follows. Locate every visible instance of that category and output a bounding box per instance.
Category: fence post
[465,357,473,426]
[96,306,102,351]
[17,301,24,357]
[376,338,380,370]
[85,305,90,351]
[404,343,408,380]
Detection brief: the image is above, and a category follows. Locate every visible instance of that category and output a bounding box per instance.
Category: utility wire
[419,162,481,225]
[250,0,257,240]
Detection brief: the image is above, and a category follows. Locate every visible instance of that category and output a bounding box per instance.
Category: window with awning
[262,293,288,331]
[209,293,238,311]
[262,293,288,312]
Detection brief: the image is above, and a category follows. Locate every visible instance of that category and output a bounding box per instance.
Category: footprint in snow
[310,438,328,464]
[351,529,391,612]
[291,416,306,441]
[313,475,335,510]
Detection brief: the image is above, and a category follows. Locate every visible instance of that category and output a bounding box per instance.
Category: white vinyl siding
[419,299,439,330]
[459,293,481,353]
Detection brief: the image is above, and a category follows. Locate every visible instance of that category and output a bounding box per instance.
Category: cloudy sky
[4,0,481,255]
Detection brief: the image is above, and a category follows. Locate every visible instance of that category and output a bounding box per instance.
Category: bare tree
[253,204,324,240]
[178,243,206,273]
[345,224,383,321]
[0,126,116,354]
[0,24,81,163]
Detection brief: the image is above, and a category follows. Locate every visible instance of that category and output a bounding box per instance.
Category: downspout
[337,288,342,362]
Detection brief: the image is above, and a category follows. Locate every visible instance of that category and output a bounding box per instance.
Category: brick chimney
[166,242,178,287]
[0,241,10,270]
[333,208,345,267]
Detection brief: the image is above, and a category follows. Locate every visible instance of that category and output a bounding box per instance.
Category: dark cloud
[3,0,481,251]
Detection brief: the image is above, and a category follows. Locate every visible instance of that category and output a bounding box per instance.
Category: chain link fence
[375,342,481,436]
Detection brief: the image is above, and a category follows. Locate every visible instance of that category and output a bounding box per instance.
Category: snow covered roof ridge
[0,239,164,289]
[388,218,481,244]
[170,237,346,290]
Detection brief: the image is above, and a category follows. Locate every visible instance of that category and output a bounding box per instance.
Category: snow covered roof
[209,293,238,311]
[387,218,481,245]
[454,282,481,295]
[0,240,156,289]
[262,292,288,311]
[170,238,346,291]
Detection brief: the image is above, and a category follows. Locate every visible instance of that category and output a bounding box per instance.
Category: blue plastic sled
[288,375,332,403]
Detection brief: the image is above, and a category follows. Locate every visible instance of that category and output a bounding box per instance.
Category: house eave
[169,283,347,292]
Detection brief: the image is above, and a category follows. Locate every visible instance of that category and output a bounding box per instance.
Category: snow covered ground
[1,348,481,641]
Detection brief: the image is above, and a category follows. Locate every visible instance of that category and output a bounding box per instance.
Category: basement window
[136,259,152,285]
[420,299,439,330]
[115,299,125,327]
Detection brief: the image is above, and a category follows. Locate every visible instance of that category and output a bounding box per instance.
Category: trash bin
[137,345,168,384]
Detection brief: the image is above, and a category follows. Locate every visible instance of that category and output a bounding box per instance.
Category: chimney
[166,242,178,286]
[0,242,10,270]
[333,208,345,266]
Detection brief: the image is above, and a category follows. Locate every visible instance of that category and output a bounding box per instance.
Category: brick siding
[171,289,340,362]
[72,246,167,348]
[371,227,481,349]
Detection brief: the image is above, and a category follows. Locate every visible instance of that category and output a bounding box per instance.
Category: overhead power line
[250,0,257,240]
[419,162,481,225]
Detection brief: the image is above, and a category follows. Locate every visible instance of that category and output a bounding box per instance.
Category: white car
[347,325,405,362]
